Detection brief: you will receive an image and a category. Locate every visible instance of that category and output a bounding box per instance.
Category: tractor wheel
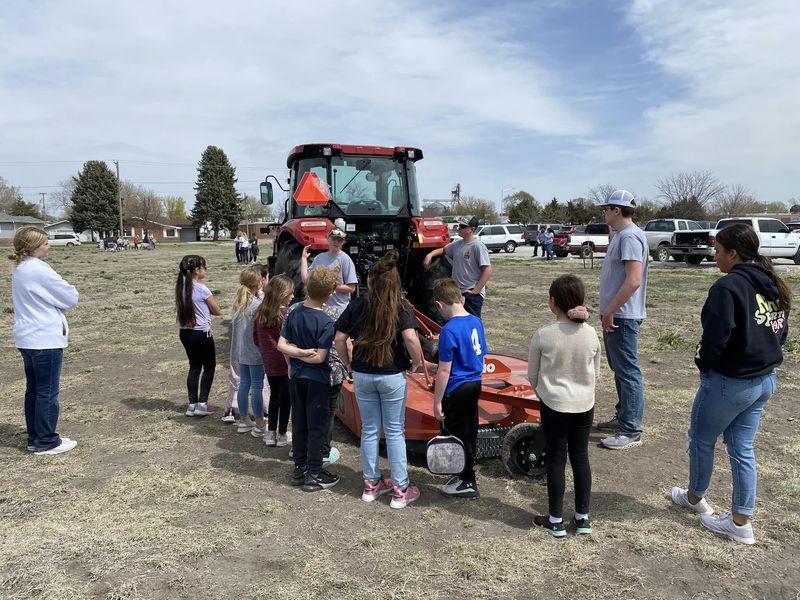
[501,422,546,479]
[656,245,670,262]
[579,244,593,259]
[504,241,517,253]
[686,256,704,265]
[406,254,452,321]
[273,239,305,299]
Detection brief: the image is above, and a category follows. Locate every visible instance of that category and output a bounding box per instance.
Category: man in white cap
[422,215,492,318]
[596,190,649,450]
[300,227,358,315]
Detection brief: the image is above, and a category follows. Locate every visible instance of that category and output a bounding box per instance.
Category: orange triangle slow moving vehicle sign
[294,172,331,206]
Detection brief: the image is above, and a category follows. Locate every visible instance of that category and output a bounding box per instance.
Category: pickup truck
[566,223,611,258]
[668,217,800,265]
[643,219,704,262]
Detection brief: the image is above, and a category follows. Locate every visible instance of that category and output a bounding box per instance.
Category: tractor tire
[579,244,593,259]
[501,422,546,479]
[406,254,452,321]
[504,241,517,253]
[656,245,670,262]
[686,256,704,265]
[273,239,305,299]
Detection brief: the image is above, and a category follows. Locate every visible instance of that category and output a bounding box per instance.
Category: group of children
[175,253,600,529]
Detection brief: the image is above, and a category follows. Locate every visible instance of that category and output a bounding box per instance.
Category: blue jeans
[354,371,409,489]
[602,318,644,437]
[20,348,64,451]
[544,242,554,260]
[688,370,775,516]
[462,292,484,318]
[237,363,265,418]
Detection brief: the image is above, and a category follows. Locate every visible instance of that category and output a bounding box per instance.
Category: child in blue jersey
[433,278,488,499]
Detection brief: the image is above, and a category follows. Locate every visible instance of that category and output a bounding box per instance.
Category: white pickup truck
[566,223,611,258]
[668,217,800,265]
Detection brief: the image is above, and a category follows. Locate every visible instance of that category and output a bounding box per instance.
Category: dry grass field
[1,242,799,600]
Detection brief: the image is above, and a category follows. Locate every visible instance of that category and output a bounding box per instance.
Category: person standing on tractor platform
[528,275,601,538]
[671,223,791,545]
[422,215,492,318]
[596,190,649,450]
[300,227,358,314]
[432,278,488,499]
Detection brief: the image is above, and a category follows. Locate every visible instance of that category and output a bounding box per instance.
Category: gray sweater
[527,320,601,413]
[229,296,262,366]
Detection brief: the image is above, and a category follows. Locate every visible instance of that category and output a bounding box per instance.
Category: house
[124,217,201,243]
[42,220,98,243]
[238,220,276,240]
[0,213,46,242]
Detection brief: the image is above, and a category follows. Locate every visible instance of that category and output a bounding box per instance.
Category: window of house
[166,228,177,237]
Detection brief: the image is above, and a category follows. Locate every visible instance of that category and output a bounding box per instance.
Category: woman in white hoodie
[9,227,80,455]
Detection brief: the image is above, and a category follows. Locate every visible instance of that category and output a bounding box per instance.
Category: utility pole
[39,192,46,220]
[113,160,124,236]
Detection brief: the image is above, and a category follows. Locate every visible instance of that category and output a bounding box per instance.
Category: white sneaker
[700,512,755,545]
[442,477,463,494]
[185,403,196,417]
[194,403,210,417]
[237,419,255,433]
[276,433,290,447]
[671,487,714,515]
[251,425,266,438]
[34,438,78,455]
[221,409,236,423]
[264,431,277,446]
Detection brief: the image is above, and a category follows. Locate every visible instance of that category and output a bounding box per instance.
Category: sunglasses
[458,224,470,229]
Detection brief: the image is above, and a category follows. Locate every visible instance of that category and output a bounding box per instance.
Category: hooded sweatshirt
[695,263,788,377]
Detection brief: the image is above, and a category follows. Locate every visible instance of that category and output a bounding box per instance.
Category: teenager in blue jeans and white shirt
[671,224,791,545]
[10,227,80,455]
[433,277,488,499]
[334,251,423,509]
[596,190,649,450]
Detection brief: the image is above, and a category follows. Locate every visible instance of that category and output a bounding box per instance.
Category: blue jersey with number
[438,314,488,395]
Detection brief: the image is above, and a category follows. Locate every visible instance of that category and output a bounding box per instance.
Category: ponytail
[231,265,262,317]
[175,255,206,327]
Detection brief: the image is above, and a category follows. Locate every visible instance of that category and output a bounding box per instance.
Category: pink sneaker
[361,477,394,503]
[390,484,420,509]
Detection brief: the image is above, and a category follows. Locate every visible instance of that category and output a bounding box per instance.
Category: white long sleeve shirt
[12,257,79,349]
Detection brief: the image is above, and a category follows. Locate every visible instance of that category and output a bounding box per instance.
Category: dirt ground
[1,243,798,600]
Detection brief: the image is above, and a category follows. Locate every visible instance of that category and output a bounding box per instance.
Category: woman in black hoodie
[671,224,791,545]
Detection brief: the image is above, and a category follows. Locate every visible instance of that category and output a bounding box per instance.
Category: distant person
[250,236,259,263]
[528,275,600,538]
[432,277,488,499]
[175,255,222,417]
[149,235,157,250]
[234,233,242,263]
[300,227,358,313]
[334,250,423,509]
[240,235,250,263]
[422,215,492,318]
[536,227,547,260]
[596,190,649,450]
[9,226,80,455]
[133,234,140,250]
[544,228,555,261]
[530,225,541,257]
[671,224,791,545]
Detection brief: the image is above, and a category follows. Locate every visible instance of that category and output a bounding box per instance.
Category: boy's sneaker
[27,444,35,452]
[533,515,567,538]
[322,447,340,467]
[700,512,755,545]
[601,433,642,450]
[193,403,210,417]
[596,415,619,431]
[34,438,78,456]
[276,433,290,447]
[302,470,340,492]
[390,484,420,509]
[250,425,266,438]
[442,478,480,499]
[361,477,394,503]
[572,517,592,535]
[264,431,277,446]
[671,487,714,516]
[237,419,255,433]
[221,409,236,423]
[291,466,306,486]
[185,403,196,417]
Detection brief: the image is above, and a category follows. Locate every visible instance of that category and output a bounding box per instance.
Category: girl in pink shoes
[176,255,222,417]
[528,275,601,537]
[254,274,294,448]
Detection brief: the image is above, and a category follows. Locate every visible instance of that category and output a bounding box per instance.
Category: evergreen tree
[8,198,41,218]
[69,161,119,238]
[192,146,242,240]
[506,191,540,224]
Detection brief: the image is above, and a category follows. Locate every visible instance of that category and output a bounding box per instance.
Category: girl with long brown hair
[334,250,423,509]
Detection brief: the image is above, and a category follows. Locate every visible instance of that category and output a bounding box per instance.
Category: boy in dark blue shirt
[278,267,341,491]
[433,278,488,498]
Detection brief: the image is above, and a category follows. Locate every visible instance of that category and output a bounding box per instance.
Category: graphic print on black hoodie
[695,263,789,378]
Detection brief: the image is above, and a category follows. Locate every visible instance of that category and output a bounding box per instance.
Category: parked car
[643,219,703,262]
[566,223,611,257]
[476,223,526,253]
[668,217,800,264]
[48,233,81,247]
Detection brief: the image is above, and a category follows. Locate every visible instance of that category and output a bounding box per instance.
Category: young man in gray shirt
[300,228,358,316]
[597,190,649,450]
[422,215,493,318]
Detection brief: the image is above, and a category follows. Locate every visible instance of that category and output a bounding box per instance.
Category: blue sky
[1,0,798,214]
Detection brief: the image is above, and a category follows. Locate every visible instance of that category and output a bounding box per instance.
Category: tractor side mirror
[260,181,273,205]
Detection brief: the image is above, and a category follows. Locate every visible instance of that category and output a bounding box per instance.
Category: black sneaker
[221,409,236,423]
[302,469,340,492]
[442,478,480,499]
[596,415,619,431]
[533,515,567,538]
[572,517,592,535]
[291,466,306,486]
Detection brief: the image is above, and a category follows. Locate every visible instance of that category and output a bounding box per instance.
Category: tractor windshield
[292,155,419,217]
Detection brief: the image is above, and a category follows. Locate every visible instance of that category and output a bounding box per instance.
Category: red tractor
[260,143,545,478]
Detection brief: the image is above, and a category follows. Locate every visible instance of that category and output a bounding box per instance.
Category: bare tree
[48,179,76,217]
[119,181,164,234]
[162,196,187,221]
[715,184,760,217]
[0,176,23,213]
[586,183,618,205]
[240,194,273,237]
[656,171,726,207]
[456,196,498,224]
